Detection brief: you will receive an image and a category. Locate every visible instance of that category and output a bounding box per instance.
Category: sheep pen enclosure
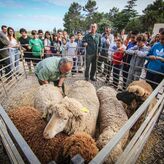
[0,57,164,164]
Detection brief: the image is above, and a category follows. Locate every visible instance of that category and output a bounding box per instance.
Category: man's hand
[39,80,49,85]
[149,55,156,60]
[58,86,63,94]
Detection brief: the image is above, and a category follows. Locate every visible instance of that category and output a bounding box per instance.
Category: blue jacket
[147,42,164,73]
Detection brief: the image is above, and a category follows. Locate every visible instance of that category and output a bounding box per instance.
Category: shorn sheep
[44,80,100,139]
[67,80,100,136]
[8,106,98,164]
[34,84,63,119]
[96,86,129,164]
[116,80,157,138]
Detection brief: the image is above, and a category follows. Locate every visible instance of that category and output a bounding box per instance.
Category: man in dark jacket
[82,23,101,81]
[0,32,11,79]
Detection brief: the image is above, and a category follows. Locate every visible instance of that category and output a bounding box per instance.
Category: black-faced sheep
[43,96,95,139]
[116,80,157,139]
[96,86,129,163]
[8,106,99,164]
[34,84,63,119]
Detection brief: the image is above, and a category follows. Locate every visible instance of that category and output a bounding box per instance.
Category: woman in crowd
[7,27,20,74]
[44,31,52,58]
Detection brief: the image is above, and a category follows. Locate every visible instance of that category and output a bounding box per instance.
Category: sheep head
[43,97,87,139]
[116,80,153,117]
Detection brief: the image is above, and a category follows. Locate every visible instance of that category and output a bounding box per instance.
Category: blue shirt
[147,42,164,73]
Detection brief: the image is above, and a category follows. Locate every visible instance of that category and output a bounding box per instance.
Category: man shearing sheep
[35,56,73,94]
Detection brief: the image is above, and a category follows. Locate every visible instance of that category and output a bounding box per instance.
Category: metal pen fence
[96,47,164,91]
[89,79,164,164]
[0,45,164,163]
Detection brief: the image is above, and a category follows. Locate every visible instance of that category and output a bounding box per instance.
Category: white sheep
[34,84,63,119]
[43,80,100,139]
[96,86,129,164]
[67,80,100,136]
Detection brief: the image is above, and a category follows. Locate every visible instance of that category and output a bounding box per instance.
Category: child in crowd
[66,34,78,73]
[125,34,149,86]
[75,31,84,72]
[122,32,137,89]
[29,30,44,66]
[44,31,52,58]
[61,38,67,56]
[108,38,126,88]
[19,28,32,73]
[51,34,61,55]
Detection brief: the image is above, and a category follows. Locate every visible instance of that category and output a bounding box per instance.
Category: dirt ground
[0,74,163,163]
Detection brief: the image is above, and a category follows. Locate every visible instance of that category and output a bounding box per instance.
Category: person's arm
[136,47,150,57]
[147,45,156,60]
[0,33,9,47]
[125,46,137,55]
[40,40,44,57]
[82,35,88,47]
[58,77,65,87]
[29,39,32,50]
[98,34,101,54]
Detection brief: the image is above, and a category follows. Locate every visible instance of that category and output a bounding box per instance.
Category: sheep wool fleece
[96,86,129,164]
[67,80,100,137]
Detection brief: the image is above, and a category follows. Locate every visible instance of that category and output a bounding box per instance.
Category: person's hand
[58,86,63,94]
[149,55,156,60]
[156,56,164,62]
[83,42,88,47]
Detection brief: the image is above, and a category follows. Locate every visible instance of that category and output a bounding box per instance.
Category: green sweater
[29,38,43,57]
[35,57,69,81]
[82,33,101,55]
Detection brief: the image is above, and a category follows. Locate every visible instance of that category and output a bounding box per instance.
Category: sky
[0,0,156,32]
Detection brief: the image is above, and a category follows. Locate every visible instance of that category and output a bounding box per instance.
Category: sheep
[43,80,100,139]
[44,96,94,139]
[96,86,129,164]
[61,132,99,164]
[116,80,157,139]
[67,80,100,136]
[34,84,63,119]
[8,106,99,164]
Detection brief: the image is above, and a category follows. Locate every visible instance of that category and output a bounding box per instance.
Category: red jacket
[112,48,124,65]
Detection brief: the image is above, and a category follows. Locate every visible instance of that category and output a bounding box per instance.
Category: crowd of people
[0,23,163,90]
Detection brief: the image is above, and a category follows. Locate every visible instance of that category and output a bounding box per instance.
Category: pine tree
[83,0,98,28]
[142,0,164,31]
[123,0,138,18]
[63,2,82,33]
